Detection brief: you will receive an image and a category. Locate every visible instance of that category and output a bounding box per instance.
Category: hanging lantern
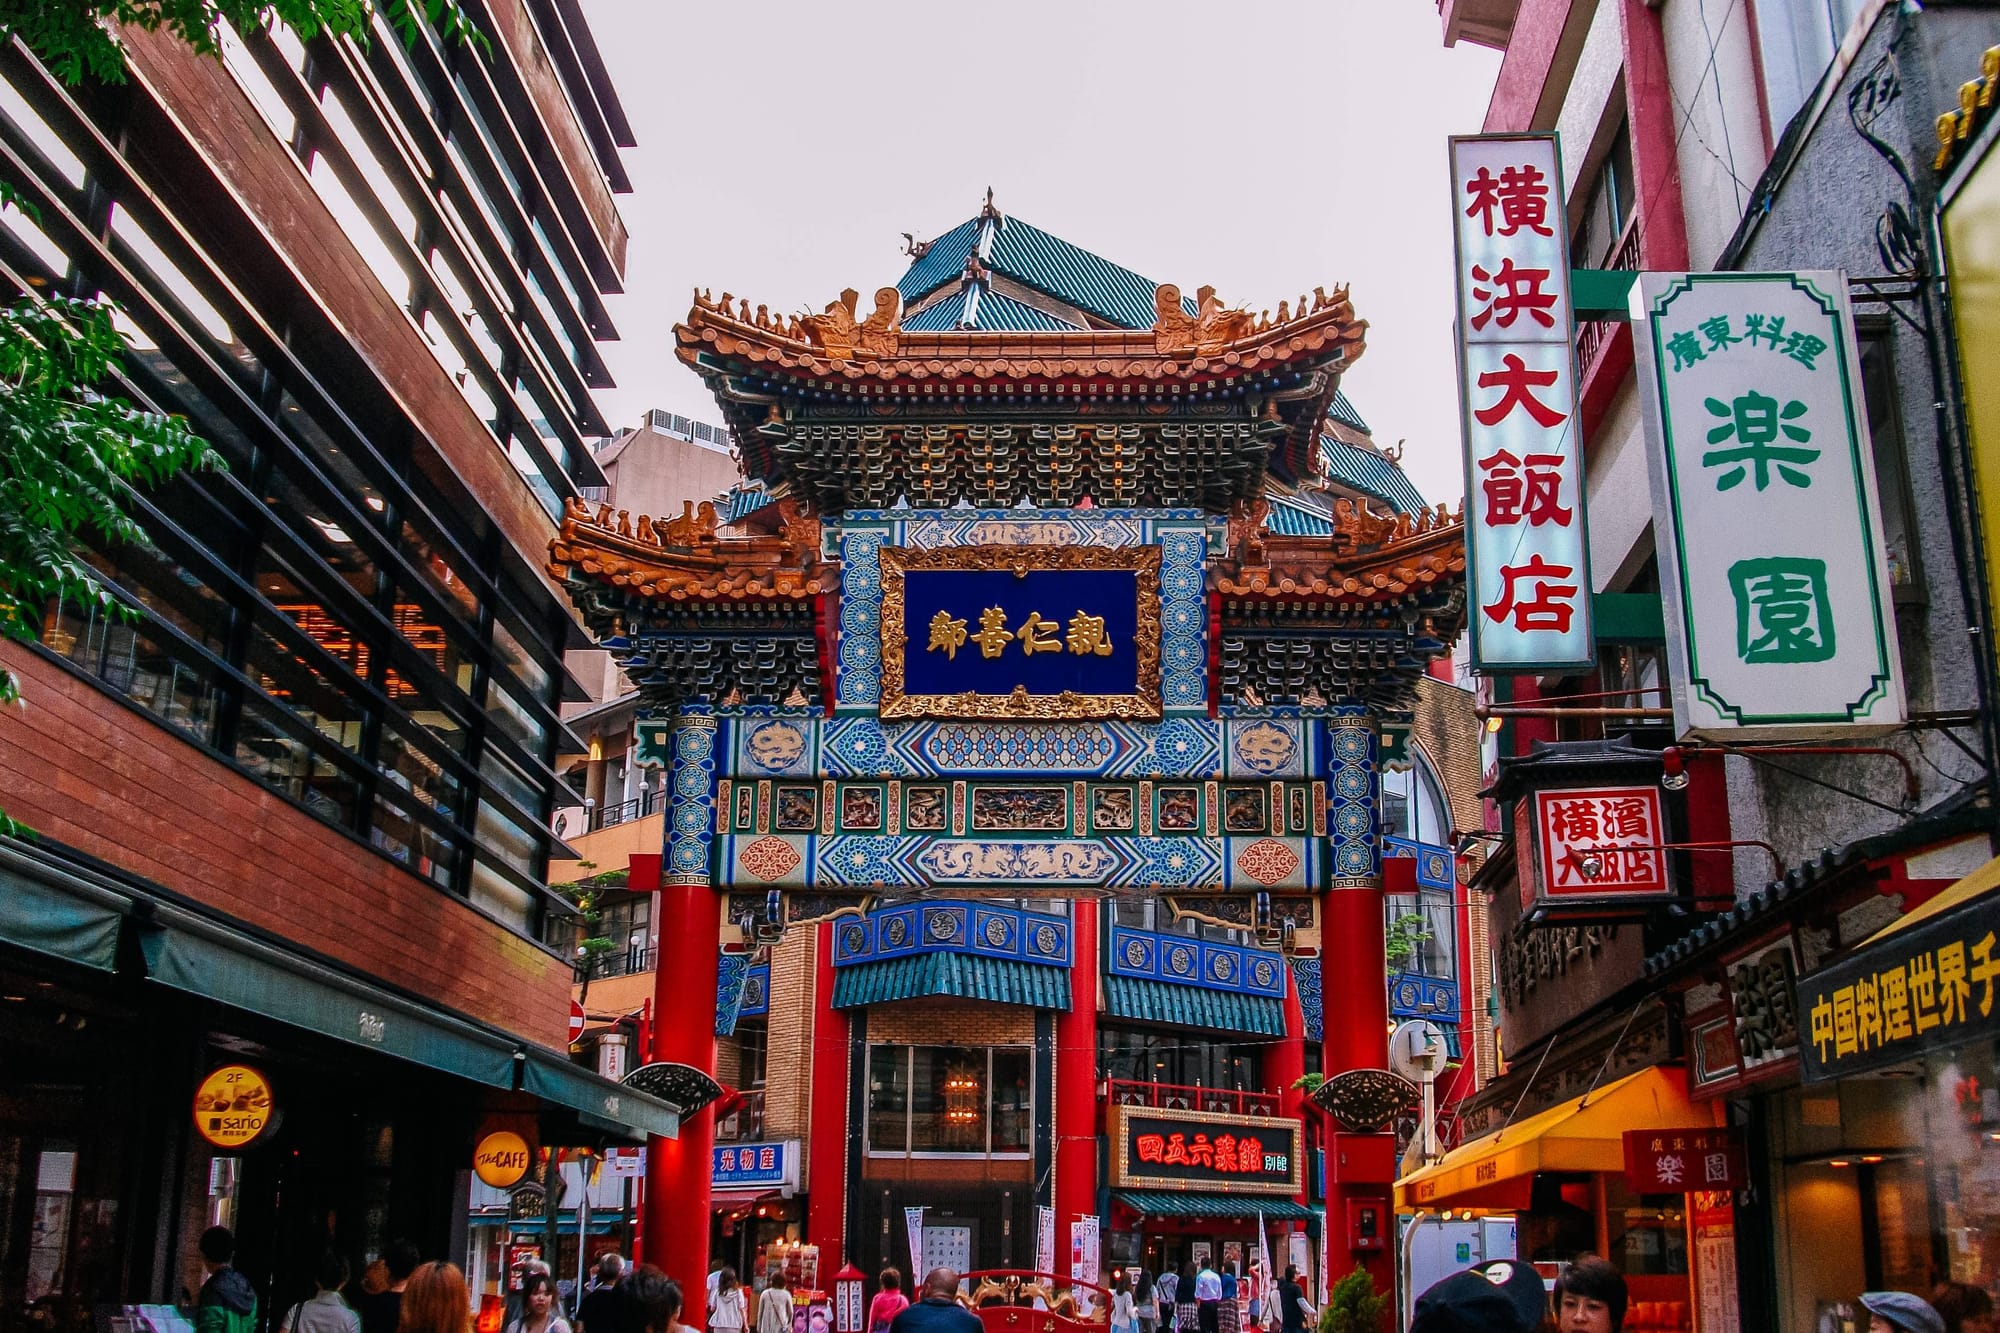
[943,1061,983,1141]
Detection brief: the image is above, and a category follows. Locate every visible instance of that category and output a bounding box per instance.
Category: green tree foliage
[1385,910,1431,976]
[0,0,480,86]
[0,1,480,834]
[1318,1266,1388,1333]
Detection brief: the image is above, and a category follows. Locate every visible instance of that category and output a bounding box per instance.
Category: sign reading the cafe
[1635,272,1905,738]
[1450,132,1593,673]
[1622,1128,1745,1193]
[193,1064,274,1150]
[879,544,1162,720]
[1107,1105,1301,1196]
[1797,889,2000,1082]
[1532,786,1669,905]
[474,1131,532,1188]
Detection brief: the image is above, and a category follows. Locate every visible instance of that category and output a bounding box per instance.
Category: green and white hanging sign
[1635,272,1904,739]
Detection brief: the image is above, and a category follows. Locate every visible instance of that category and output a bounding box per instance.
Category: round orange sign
[474,1131,533,1188]
[193,1065,273,1149]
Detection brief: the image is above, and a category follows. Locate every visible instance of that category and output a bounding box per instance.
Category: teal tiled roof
[1320,435,1427,514]
[1265,495,1336,537]
[902,286,1078,333]
[1102,975,1287,1036]
[831,953,1071,1010]
[898,207,1190,332]
[1113,1192,1316,1220]
[719,481,776,523]
[1329,390,1371,434]
[897,218,983,303]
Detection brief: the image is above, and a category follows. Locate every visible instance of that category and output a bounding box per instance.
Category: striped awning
[831,953,1071,1010]
[1114,1191,1316,1220]
[1102,975,1287,1037]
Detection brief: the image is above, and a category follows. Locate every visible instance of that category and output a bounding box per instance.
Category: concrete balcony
[1440,0,1521,50]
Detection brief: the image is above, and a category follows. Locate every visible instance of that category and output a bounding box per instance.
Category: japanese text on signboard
[1110,1107,1300,1196]
[1637,272,1903,737]
[1451,133,1592,672]
[1621,1128,1744,1193]
[1797,897,2000,1082]
[1532,785,1668,900]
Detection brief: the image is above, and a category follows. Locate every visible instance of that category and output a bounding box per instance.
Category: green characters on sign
[1728,557,1836,663]
[1703,391,1819,490]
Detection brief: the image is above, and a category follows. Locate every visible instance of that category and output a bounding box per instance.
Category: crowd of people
[187,1229,1997,1333]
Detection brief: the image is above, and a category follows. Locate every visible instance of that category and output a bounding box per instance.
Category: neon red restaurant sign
[1450,132,1594,673]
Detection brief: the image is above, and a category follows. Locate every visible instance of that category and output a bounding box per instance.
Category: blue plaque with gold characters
[879,544,1162,719]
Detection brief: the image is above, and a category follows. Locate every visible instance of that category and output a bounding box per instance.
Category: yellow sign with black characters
[1796,887,2000,1081]
[193,1065,274,1149]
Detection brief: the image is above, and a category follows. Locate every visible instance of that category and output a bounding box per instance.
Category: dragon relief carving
[803,287,901,360]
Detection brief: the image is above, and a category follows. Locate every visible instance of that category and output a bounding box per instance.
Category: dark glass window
[867,1046,1035,1157]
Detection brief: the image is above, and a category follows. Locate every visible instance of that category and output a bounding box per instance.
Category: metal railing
[716,1088,766,1143]
[1574,215,1642,374]
[589,786,664,831]
[575,944,653,983]
[1105,1079,1281,1117]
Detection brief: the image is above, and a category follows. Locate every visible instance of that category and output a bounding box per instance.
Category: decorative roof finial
[980,186,1001,221]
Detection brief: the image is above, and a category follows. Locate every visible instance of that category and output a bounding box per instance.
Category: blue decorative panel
[1108,925,1287,999]
[665,707,718,888]
[741,963,770,1017]
[1389,971,1460,1020]
[832,511,1208,716]
[1325,707,1380,890]
[1290,957,1323,1041]
[831,899,1071,968]
[715,949,751,1036]
[1223,717,1306,778]
[901,567,1143,698]
[714,833,1310,893]
[1383,836,1455,889]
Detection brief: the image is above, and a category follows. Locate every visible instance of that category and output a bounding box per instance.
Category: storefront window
[867,1046,1033,1157]
[1098,1027,1262,1092]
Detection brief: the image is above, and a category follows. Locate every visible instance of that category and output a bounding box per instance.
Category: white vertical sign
[1634,271,1905,737]
[1036,1206,1056,1277]
[904,1207,926,1276]
[1451,133,1594,672]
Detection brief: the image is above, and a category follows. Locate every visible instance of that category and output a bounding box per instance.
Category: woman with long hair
[504,1274,570,1333]
[398,1264,472,1333]
[710,1270,747,1333]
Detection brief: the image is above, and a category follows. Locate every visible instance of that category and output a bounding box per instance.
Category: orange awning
[1395,1066,1719,1212]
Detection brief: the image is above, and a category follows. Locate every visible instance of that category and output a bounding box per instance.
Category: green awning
[831,954,1071,1010]
[1102,975,1287,1036]
[0,843,129,970]
[1114,1191,1316,1220]
[139,900,523,1088]
[520,1047,680,1140]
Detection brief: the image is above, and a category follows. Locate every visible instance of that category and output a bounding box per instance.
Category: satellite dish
[1389,1020,1449,1084]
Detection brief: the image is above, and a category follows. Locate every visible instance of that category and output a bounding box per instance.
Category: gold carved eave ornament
[548,496,828,603]
[673,281,1367,385]
[1213,496,1468,602]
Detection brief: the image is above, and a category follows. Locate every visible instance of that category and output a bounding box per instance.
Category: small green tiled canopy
[1101,975,1288,1037]
[831,953,1072,1010]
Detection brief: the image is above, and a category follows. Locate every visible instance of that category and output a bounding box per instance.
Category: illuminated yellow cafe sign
[193,1064,274,1149]
[1796,879,2000,1081]
[475,1131,533,1188]
[878,544,1162,720]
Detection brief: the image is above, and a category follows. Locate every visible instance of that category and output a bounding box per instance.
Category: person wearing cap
[1410,1259,1548,1333]
[1555,1256,1626,1333]
[1863,1292,1948,1333]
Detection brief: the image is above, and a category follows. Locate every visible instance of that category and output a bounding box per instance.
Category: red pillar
[808,921,850,1269]
[645,880,721,1312]
[1320,886,1389,1075]
[1053,897,1100,1254]
[1271,984,1309,1207]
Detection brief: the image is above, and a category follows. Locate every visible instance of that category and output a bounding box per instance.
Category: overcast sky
[578,2,1501,506]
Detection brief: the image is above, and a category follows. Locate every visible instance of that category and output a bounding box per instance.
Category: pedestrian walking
[1932,1284,1994,1333]
[1555,1256,1626,1333]
[1274,1266,1312,1333]
[886,1270,978,1333]
[626,1267,692,1333]
[280,1252,361,1333]
[1156,1267,1179,1333]
[194,1227,259,1333]
[711,1270,748,1333]
[757,1274,795,1333]
[1862,1293,1948,1333]
[1173,1264,1198,1333]
[868,1270,910,1333]
[1411,1260,1547,1333]
[507,1274,573,1333]
[358,1241,420,1333]
[1193,1261,1222,1333]
[577,1256,635,1333]
[1112,1275,1136,1333]
[1134,1269,1158,1333]
[1216,1265,1240,1333]
[400,1263,474,1333]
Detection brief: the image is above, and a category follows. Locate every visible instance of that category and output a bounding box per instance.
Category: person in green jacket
[196,1227,259,1333]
